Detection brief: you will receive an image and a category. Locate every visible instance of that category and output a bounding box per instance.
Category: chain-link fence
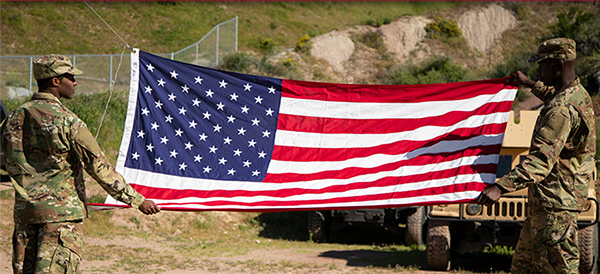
[0,17,237,99]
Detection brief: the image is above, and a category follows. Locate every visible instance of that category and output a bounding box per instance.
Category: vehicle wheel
[578,223,598,274]
[308,211,327,243]
[405,207,426,245]
[426,220,451,271]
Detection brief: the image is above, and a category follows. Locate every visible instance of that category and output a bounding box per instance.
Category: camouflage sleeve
[530,81,555,102]
[496,105,572,192]
[72,126,145,209]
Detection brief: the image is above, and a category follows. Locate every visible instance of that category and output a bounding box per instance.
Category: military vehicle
[308,206,426,245]
[426,110,599,273]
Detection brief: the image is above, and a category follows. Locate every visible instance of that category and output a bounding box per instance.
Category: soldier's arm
[495,106,573,192]
[71,125,145,209]
[508,71,554,101]
[529,81,555,102]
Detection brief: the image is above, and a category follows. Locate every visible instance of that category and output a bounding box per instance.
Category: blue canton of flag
[125,51,282,181]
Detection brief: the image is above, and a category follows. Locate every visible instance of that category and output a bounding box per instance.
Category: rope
[83,1,131,139]
[95,45,127,140]
[84,1,132,51]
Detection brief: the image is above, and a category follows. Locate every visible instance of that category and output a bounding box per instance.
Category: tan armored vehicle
[426,110,599,273]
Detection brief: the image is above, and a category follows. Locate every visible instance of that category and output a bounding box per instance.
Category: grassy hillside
[1,1,461,55]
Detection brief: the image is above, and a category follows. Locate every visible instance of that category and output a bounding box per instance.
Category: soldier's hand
[139,200,161,215]
[476,184,502,206]
[507,71,535,88]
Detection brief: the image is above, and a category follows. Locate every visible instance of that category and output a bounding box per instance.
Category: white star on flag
[174,128,183,137]
[181,85,190,93]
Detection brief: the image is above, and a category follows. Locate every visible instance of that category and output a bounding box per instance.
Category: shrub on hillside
[219,52,257,73]
[259,38,277,54]
[551,6,600,57]
[294,34,312,54]
[363,17,393,27]
[358,30,385,51]
[425,17,462,39]
[384,56,469,85]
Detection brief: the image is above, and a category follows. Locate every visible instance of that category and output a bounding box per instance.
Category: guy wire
[95,45,127,140]
[83,1,131,139]
[84,1,132,51]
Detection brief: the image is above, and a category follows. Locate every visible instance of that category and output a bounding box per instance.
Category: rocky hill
[260,2,598,98]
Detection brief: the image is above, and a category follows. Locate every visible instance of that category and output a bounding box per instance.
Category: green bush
[294,34,312,54]
[257,58,296,80]
[363,17,393,27]
[550,6,600,57]
[219,52,257,73]
[258,38,277,54]
[384,56,469,85]
[358,30,385,51]
[549,6,600,90]
[281,57,298,70]
[425,17,462,39]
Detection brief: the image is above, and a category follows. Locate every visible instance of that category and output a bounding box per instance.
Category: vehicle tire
[405,207,426,245]
[578,223,598,274]
[308,211,327,243]
[426,220,451,271]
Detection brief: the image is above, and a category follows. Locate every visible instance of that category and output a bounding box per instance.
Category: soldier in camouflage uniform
[477,38,596,274]
[0,54,161,274]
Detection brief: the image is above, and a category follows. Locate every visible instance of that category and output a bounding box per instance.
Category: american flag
[101,49,517,211]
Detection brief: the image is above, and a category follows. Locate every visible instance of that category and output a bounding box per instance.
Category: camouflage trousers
[13,220,83,274]
[511,205,580,274]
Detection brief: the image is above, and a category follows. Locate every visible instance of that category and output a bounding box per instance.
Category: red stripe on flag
[131,164,495,201]
[277,101,513,134]
[272,123,507,162]
[265,145,500,183]
[147,182,486,208]
[281,78,512,102]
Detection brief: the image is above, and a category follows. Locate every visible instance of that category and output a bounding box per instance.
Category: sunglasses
[60,74,76,83]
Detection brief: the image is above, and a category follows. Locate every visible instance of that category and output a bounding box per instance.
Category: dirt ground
[0,181,454,274]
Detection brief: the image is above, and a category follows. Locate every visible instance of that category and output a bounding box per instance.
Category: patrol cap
[529,38,576,63]
[33,54,83,80]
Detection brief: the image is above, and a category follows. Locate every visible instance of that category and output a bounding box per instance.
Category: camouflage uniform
[495,38,596,274]
[1,55,146,274]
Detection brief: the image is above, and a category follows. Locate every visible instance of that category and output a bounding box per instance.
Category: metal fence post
[29,56,33,94]
[235,16,238,52]
[109,55,113,91]
[216,25,220,67]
